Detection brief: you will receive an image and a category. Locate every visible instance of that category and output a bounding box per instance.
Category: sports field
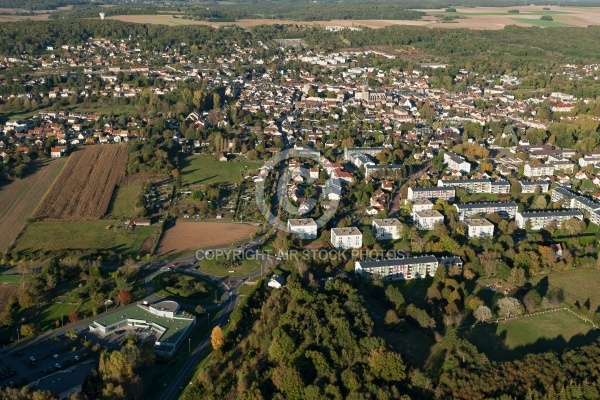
[466,309,597,361]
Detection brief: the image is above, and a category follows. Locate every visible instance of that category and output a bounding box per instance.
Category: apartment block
[407,186,455,202]
[515,209,583,230]
[454,202,518,220]
[414,209,444,230]
[443,151,471,173]
[287,218,318,239]
[372,218,403,240]
[465,218,495,238]
[331,227,363,249]
[519,180,550,194]
[355,255,463,281]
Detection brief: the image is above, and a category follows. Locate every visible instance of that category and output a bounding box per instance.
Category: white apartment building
[443,151,471,173]
[331,227,363,249]
[454,202,518,220]
[407,186,455,202]
[520,180,550,194]
[355,255,463,281]
[414,209,444,230]
[466,218,495,238]
[372,218,403,240]
[516,210,583,230]
[287,218,318,239]
[524,162,575,178]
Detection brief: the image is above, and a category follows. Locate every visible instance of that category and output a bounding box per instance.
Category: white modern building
[519,180,550,194]
[465,218,495,238]
[372,218,403,240]
[414,209,444,230]
[89,301,196,356]
[331,227,363,249]
[287,218,318,239]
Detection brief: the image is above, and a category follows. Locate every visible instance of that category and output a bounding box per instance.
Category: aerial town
[0,8,600,400]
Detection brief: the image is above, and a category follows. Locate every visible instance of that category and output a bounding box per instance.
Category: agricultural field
[107,174,169,219]
[0,158,66,252]
[14,220,157,258]
[157,221,257,255]
[109,7,600,30]
[465,309,597,361]
[180,155,262,186]
[33,145,128,220]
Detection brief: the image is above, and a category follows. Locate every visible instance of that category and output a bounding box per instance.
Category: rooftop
[91,303,194,345]
[332,227,362,236]
[287,218,317,227]
[373,218,402,227]
[466,218,494,227]
[415,209,444,218]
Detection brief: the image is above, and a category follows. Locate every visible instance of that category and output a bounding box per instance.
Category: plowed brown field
[157,222,257,255]
[33,144,129,220]
[0,159,66,252]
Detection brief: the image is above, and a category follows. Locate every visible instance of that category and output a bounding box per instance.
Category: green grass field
[180,155,262,186]
[0,275,21,283]
[14,221,157,257]
[531,268,600,316]
[197,254,260,277]
[107,180,146,218]
[466,309,597,361]
[32,302,80,331]
[510,17,571,27]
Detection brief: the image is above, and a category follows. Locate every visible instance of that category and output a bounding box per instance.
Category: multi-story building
[372,218,403,240]
[414,209,444,230]
[454,202,518,220]
[551,187,600,225]
[407,186,455,202]
[412,198,433,216]
[465,218,495,238]
[355,255,463,281]
[438,178,491,193]
[287,218,318,239]
[516,209,583,230]
[491,180,511,194]
[344,146,387,161]
[364,164,404,178]
[524,162,575,177]
[520,180,550,194]
[578,154,600,168]
[443,151,471,173]
[438,178,510,194]
[330,227,363,249]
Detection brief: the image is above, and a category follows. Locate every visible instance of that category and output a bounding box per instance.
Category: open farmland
[180,155,262,186]
[33,144,128,220]
[108,6,600,30]
[0,159,66,252]
[157,221,257,255]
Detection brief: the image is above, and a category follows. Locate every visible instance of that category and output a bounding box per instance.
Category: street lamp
[188,338,191,354]
[16,328,19,342]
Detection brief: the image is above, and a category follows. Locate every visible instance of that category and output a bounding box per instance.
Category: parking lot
[0,331,93,389]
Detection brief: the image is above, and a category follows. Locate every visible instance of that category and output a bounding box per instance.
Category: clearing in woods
[0,159,66,252]
[33,145,129,220]
[157,221,257,255]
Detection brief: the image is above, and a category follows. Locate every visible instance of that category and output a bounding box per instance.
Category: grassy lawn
[107,180,146,218]
[530,268,600,316]
[196,254,260,277]
[465,309,598,361]
[0,275,21,283]
[180,155,262,186]
[152,272,223,306]
[14,221,158,258]
[390,277,433,309]
[31,302,80,331]
[510,17,572,27]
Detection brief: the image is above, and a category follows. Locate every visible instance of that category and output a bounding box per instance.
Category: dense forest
[183,272,600,400]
